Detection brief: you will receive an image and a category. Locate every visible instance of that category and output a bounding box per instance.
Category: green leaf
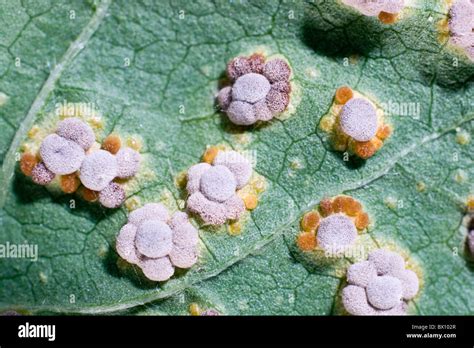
[0,0,472,315]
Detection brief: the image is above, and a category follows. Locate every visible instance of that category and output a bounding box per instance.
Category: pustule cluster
[321,86,392,159]
[186,148,254,226]
[342,249,420,315]
[296,195,369,254]
[342,0,405,24]
[20,117,141,208]
[217,53,292,126]
[116,204,199,281]
[448,0,474,61]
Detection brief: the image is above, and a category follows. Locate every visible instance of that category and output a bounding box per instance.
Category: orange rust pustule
[332,196,346,213]
[319,198,334,217]
[82,187,99,202]
[354,140,377,159]
[202,147,219,164]
[372,137,383,151]
[466,197,474,212]
[342,197,362,216]
[301,211,320,232]
[102,134,121,154]
[335,86,354,105]
[355,212,370,230]
[60,173,81,194]
[20,153,38,177]
[378,11,398,24]
[297,232,317,251]
[243,193,258,210]
[376,124,392,140]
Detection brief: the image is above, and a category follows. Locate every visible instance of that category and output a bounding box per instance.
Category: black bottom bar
[0,316,472,346]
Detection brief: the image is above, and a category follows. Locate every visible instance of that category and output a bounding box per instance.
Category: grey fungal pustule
[232,73,271,104]
[56,117,95,150]
[115,147,141,179]
[448,0,474,61]
[342,0,405,16]
[140,257,175,282]
[187,192,229,225]
[128,202,170,225]
[254,100,273,121]
[200,165,237,203]
[366,275,403,310]
[342,285,376,316]
[31,162,55,185]
[217,86,232,111]
[116,204,199,281]
[186,163,211,195]
[186,150,252,225]
[218,54,292,125]
[346,260,377,288]
[116,223,139,264]
[316,213,357,252]
[212,150,252,189]
[368,249,405,275]
[135,220,173,258]
[79,149,118,191]
[227,101,257,126]
[172,217,199,248]
[40,134,85,175]
[222,194,246,220]
[99,182,125,208]
[342,249,420,315]
[339,98,378,142]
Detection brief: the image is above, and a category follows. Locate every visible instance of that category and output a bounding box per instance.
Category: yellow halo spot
[335,86,353,105]
[60,173,81,194]
[243,193,258,210]
[202,146,219,164]
[296,231,317,252]
[378,11,398,24]
[301,211,320,232]
[189,303,201,316]
[102,134,121,154]
[355,212,370,230]
[20,153,38,177]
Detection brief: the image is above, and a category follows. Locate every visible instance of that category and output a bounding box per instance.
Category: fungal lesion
[177,145,266,233]
[319,86,392,160]
[336,245,423,316]
[296,195,370,254]
[19,106,146,209]
[116,204,199,282]
[216,50,298,127]
[438,0,474,61]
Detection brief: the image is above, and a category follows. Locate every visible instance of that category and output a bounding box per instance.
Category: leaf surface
[0,0,472,315]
